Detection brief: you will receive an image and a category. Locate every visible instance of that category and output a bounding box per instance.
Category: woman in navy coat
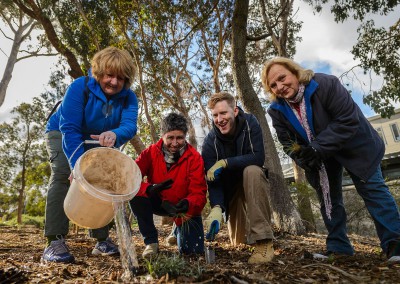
[262,57,400,263]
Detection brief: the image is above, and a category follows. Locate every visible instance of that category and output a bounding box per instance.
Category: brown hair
[91,46,137,89]
[208,92,236,109]
[261,57,314,101]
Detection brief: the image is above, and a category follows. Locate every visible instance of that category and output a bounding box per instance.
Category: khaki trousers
[227,165,273,245]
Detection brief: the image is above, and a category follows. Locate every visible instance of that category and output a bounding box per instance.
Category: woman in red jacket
[129,113,207,258]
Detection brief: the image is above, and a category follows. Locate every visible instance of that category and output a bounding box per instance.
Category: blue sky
[301,60,376,117]
[292,1,399,119]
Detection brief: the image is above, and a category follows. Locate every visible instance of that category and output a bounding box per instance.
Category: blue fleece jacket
[46,76,138,168]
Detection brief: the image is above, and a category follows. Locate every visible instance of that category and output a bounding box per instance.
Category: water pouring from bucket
[64,146,142,278]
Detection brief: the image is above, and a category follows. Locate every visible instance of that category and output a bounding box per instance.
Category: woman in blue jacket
[43,46,138,263]
[262,57,400,263]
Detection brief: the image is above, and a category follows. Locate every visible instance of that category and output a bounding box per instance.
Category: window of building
[376,127,387,144]
[390,123,400,142]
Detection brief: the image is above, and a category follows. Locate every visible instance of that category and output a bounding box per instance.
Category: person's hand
[146,179,174,197]
[206,159,227,181]
[161,199,189,217]
[204,206,222,240]
[68,172,74,184]
[298,145,322,171]
[90,131,117,147]
[175,199,189,214]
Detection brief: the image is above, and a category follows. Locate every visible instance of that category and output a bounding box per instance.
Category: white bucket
[64,147,141,229]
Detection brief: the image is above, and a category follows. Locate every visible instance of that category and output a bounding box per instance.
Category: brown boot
[248,239,274,264]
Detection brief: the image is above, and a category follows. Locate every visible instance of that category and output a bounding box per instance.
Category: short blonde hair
[261,57,314,101]
[91,46,136,89]
[208,92,236,110]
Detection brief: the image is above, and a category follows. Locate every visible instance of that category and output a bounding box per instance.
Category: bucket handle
[68,140,100,170]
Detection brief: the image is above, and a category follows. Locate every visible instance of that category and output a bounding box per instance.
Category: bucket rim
[73,147,141,202]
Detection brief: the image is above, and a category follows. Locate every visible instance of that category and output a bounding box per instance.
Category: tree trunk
[293,162,316,233]
[0,16,35,107]
[16,0,84,79]
[231,0,305,235]
[130,135,146,155]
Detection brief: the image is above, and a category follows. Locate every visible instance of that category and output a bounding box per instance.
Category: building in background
[283,109,400,184]
[369,109,400,181]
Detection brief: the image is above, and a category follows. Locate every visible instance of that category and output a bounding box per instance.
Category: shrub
[1,214,44,228]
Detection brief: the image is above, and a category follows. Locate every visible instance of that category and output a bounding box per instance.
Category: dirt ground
[0,223,399,283]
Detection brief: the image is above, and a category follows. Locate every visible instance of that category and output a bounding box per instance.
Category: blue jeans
[349,167,400,252]
[130,196,204,255]
[308,159,400,255]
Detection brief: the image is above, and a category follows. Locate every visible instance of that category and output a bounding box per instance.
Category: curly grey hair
[161,113,188,134]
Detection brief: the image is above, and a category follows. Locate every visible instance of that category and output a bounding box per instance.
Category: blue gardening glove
[206,220,220,241]
[204,206,222,240]
[206,159,227,181]
[146,179,174,197]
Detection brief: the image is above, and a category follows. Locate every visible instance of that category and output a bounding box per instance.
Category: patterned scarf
[162,143,186,169]
[287,84,332,220]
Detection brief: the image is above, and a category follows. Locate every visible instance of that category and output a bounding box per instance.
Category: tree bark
[130,135,146,154]
[231,0,305,234]
[15,0,84,79]
[293,162,316,233]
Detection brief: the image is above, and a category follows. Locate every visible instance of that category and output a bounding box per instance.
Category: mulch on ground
[0,224,399,283]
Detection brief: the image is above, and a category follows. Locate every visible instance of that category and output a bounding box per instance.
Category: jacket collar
[87,76,130,103]
[269,79,319,142]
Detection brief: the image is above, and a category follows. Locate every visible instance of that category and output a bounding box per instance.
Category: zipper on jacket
[105,101,112,118]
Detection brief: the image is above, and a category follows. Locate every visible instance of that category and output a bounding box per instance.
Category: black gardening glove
[161,199,189,217]
[175,199,189,214]
[293,157,310,172]
[298,145,322,171]
[161,200,178,217]
[146,179,174,197]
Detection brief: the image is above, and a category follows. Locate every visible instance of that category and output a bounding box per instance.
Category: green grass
[144,253,203,280]
[0,214,44,228]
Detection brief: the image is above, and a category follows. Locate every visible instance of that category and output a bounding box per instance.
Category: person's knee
[129,196,149,213]
[51,173,70,184]
[243,165,263,178]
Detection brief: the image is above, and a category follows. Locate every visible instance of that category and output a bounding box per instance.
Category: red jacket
[135,139,207,225]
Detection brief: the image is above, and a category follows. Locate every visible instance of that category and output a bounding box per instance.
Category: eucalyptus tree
[231,0,305,234]
[304,0,400,118]
[107,0,223,148]
[193,0,234,131]
[0,100,47,224]
[14,0,84,78]
[0,0,56,107]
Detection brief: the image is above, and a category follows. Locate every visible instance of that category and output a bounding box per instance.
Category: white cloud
[293,1,400,117]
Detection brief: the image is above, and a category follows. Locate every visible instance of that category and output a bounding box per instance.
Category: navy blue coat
[268,73,384,181]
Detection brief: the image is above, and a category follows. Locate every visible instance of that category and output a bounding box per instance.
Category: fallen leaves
[1,225,400,283]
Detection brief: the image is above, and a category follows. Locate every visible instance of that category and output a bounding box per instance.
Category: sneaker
[142,243,159,259]
[92,238,119,256]
[248,239,274,264]
[387,239,400,264]
[42,238,75,263]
